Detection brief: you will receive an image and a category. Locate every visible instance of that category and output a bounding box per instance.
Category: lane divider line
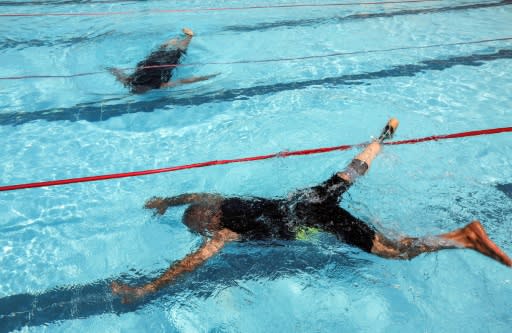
[1,126,510,192]
[0,0,443,17]
[2,36,511,81]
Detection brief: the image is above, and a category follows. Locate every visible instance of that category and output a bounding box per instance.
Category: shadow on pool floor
[0,241,371,332]
[496,183,512,199]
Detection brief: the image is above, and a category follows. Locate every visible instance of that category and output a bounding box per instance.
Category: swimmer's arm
[107,67,130,85]
[145,193,222,215]
[160,81,178,88]
[160,74,218,89]
[111,229,239,303]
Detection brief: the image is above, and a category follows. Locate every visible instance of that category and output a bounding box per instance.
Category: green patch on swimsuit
[295,226,321,241]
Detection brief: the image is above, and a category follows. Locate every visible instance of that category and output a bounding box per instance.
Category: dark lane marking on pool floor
[0,48,511,126]
[496,183,512,199]
[1,1,509,51]
[0,245,366,331]
[223,0,512,32]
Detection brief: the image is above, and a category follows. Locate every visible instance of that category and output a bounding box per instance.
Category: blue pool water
[1,0,511,332]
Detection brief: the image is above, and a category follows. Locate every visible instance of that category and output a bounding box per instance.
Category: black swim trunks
[127,47,184,93]
[219,174,376,252]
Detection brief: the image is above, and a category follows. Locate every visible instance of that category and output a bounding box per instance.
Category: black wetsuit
[219,174,376,253]
[127,47,184,93]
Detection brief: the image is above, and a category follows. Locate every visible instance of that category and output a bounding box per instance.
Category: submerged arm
[160,73,219,89]
[112,228,239,303]
[144,193,223,215]
[107,67,130,85]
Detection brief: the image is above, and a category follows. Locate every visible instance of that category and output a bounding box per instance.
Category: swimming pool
[1,0,511,331]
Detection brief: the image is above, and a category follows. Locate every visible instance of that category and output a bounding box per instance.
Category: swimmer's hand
[144,197,169,215]
[182,27,194,37]
[111,281,148,304]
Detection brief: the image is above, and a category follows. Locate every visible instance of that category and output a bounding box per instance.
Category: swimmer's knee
[370,234,419,260]
[337,159,369,184]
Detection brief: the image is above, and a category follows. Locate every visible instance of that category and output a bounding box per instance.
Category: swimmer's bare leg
[160,38,179,49]
[111,228,239,303]
[160,28,194,50]
[107,67,130,85]
[160,73,219,89]
[145,193,224,215]
[337,118,399,185]
[178,27,194,50]
[370,221,512,267]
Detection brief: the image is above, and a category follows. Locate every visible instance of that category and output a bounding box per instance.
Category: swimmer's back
[128,47,184,91]
[219,197,294,240]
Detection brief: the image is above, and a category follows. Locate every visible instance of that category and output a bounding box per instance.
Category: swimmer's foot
[182,27,194,37]
[111,281,147,304]
[441,220,512,267]
[377,118,399,142]
[144,197,169,215]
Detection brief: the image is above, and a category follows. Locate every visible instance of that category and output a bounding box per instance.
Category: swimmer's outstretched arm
[107,67,130,85]
[337,118,399,184]
[160,73,219,89]
[144,193,223,215]
[111,228,239,303]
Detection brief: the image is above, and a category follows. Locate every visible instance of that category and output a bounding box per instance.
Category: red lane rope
[0,0,442,17]
[1,126,510,192]
[2,36,511,81]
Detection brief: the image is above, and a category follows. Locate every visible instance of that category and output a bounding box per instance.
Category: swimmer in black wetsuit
[112,119,512,302]
[108,28,215,94]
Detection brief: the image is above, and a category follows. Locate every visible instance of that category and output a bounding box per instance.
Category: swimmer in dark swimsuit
[112,119,512,302]
[108,28,215,94]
